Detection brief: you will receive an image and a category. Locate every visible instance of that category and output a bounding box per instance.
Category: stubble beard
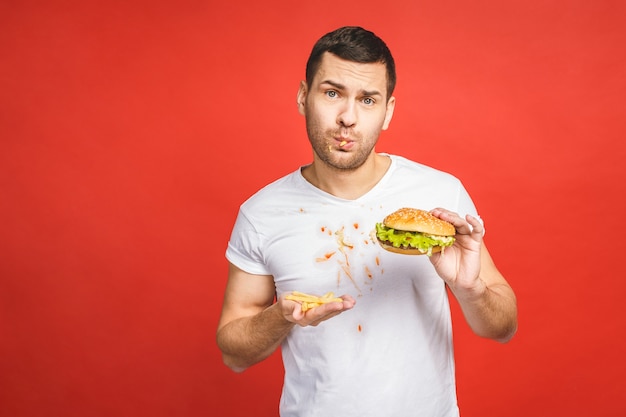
[305,120,379,172]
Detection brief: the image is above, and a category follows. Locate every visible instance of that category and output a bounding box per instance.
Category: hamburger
[375,208,456,256]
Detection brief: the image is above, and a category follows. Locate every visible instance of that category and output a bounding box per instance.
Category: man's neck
[301,153,391,200]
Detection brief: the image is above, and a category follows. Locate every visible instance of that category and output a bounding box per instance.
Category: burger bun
[383,208,455,236]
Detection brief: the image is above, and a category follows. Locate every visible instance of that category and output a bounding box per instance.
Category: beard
[305,119,380,171]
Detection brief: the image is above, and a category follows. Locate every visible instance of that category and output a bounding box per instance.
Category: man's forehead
[313,53,388,92]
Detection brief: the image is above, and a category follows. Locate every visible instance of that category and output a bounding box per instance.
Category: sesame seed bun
[383,208,455,236]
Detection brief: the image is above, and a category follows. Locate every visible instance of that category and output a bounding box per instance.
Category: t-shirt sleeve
[225,209,271,276]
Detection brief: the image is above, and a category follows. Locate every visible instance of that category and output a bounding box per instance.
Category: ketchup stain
[315,252,336,262]
[364,266,373,279]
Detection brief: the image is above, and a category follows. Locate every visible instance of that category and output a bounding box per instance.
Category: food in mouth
[375,208,456,256]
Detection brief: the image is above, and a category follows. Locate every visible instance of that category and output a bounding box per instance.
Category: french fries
[285,291,343,312]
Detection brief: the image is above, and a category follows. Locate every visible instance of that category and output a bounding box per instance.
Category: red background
[2,1,625,416]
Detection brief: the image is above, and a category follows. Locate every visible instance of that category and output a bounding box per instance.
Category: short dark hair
[305,26,396,99]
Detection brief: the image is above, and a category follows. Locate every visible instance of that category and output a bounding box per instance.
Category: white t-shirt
[226,154,479,417]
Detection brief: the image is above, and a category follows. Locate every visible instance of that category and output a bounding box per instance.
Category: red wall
[2,1,625,416]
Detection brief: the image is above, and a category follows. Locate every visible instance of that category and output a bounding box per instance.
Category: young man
[217,26,517,416]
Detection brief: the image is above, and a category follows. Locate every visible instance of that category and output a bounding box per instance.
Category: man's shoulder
[388,154,461,184]
[239,168,305,211]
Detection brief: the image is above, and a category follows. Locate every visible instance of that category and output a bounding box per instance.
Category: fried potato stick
[285,291,343,312]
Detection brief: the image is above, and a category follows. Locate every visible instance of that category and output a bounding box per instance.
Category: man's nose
[337,101,357,127]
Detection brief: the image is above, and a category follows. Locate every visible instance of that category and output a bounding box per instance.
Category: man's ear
[296,80,307,116]
[382,96,396,130]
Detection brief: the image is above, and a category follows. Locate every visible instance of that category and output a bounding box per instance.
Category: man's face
[297,52,395,171]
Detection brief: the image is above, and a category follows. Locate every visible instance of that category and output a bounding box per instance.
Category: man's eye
[326,91,338,98]
[363,97,375,105]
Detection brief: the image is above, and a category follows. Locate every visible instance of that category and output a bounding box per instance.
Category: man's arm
[430,209,518,343]
[216,263,356,372]
[216,263,292,372]
[449,242,517,342]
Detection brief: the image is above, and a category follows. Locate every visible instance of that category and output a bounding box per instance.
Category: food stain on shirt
[320,226,333,236]
[335,227,354,250]
[357,324,362,332]
[316,221,385,295]
[316,252,336,262]
[334,227,362,294]
[364,266,373,280]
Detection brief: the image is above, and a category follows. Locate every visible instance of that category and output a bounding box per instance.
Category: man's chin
[320,153,368,171]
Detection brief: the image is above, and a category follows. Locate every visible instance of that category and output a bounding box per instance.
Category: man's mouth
[333,138,354,152]
[327,132,357,152]
[335,136,353,148]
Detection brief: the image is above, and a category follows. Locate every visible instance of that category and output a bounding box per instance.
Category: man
[216,26,517,416]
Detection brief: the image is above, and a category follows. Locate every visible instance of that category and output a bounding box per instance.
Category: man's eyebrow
[320,79,346,90]
[361,88,383,97]
[320,79,383,97]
